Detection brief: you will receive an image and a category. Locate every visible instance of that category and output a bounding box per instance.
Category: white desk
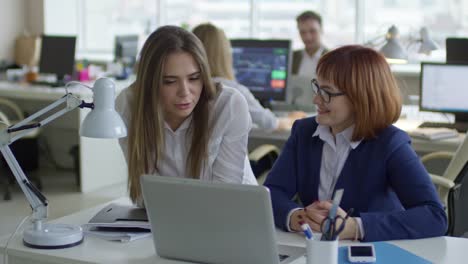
[0,80,131,192]
[249,109,465,154]
[0,197,466,264]
[249,127,464,154]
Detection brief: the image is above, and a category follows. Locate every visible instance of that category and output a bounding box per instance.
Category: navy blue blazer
[264,117,447,242]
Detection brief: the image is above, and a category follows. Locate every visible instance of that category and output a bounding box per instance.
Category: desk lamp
[0,78,127,249]
[417,27,439,55]
[379,25,408,64]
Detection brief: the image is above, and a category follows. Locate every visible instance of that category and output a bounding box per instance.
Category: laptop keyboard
[279,254,289,261]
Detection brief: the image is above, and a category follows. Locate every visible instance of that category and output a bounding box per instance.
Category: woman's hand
[309,201,358,240]
[288,111,307,120]
[277,111,307,131]
[289,201,328,232]
[277,117,294,131]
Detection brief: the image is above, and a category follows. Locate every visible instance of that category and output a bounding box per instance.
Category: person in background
[264,45,447,242]
[116,26,257,207]
[292,10,328,77]
[192,23,306,131]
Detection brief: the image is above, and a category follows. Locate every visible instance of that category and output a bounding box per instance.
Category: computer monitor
[420,62,468,126]
[446,38,468,64]
[114,35,139,65]
[231,39,291,106]
[39,35,77,86]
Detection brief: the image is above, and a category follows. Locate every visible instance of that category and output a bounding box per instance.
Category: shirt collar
[164,115,193,134]
[312,124,362,149]
[303,46,324,59]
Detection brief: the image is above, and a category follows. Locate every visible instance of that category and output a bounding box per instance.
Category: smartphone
[348,244,376,263]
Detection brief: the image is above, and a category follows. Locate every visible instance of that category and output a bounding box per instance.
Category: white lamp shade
[419,27,439,55]
[380,40,407,60]
[80,78,127,138]
[380,25,407,60]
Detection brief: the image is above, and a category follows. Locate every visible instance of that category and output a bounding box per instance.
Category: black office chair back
[447,161,468,236]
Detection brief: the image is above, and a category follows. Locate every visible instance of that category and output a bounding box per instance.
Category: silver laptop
[141,175,305,264]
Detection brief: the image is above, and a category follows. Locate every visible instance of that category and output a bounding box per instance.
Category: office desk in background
[0,80,132,192]
[0,197,466,264]
[250,107,464,155]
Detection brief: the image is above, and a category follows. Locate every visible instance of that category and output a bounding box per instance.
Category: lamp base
[23,223,83,249]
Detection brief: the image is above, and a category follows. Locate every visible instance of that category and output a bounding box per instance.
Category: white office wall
[0,0,26,61]
[0,0,44,62]
[26,0,44,35]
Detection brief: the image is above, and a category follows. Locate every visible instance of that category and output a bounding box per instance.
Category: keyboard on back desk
[418,122,468,133]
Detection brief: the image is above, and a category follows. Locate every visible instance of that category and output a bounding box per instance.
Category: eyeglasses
[311,79,345,103]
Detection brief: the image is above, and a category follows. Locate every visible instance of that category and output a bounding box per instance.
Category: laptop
[141,175,305,264]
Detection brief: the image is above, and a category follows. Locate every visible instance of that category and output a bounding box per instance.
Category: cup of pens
[306,237,338,264]
[300,221,338,264]
[301,208,353,264]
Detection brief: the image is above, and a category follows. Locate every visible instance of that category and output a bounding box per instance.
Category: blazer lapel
[333,145,366,214]
[300,136,323,205]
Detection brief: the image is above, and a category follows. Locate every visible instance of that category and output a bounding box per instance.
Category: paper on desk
[408,127,458,140]
[82,225,151,242]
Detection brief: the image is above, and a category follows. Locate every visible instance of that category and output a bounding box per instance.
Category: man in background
[292,10,328,77]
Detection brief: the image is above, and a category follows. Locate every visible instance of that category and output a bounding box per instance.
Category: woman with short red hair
[264,45,447,242]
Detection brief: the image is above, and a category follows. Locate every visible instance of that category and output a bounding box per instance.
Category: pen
[299,221,313,240]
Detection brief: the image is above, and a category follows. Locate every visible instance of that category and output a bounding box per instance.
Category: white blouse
[212,77,279,131]
[115,84,258,188]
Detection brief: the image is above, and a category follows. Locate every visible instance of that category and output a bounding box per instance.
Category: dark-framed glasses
[311,79,345,103]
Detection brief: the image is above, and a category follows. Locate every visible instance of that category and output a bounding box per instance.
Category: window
[45,0,156,59]
[44,0,468,61]
[257,0,320,49]
[165,0,250,38]
[82,0,156,52]
[363,0,468,49]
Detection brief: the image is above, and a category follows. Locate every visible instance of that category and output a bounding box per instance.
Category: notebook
[83,203,151,242]
[85,203,149,229]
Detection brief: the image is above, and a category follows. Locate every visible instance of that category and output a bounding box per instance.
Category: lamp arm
[7,94,91,144]
[0,93,93,223]
[363,35,386,47]
[0,145,48,221]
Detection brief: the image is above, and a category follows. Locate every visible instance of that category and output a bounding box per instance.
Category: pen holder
[306,238,338,264]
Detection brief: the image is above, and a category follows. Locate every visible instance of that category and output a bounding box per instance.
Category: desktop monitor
[114,35,139,65]
[420,62,468,126]
[39,35,77,85]
[446,38,468,64]
[231,39,291,105]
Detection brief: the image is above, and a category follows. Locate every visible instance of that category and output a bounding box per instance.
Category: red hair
[316,45,402,140]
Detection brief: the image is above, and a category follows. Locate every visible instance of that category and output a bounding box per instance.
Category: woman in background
[116,26,257,206]
[192,23,306,131]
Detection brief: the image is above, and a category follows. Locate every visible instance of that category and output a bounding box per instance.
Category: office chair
[249,144,280,185]
[0,98,41,200]
[421,134,468,236]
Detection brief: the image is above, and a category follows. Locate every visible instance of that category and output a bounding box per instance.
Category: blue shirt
[264,117,447,241]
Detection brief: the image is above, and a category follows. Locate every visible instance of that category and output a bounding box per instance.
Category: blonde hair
[192,23,235,80]
[316,45,402,141]
[127,26,218,203]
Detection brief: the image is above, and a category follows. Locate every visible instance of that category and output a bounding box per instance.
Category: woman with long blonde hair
[116,26,257,206]
[192,23,306,131]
